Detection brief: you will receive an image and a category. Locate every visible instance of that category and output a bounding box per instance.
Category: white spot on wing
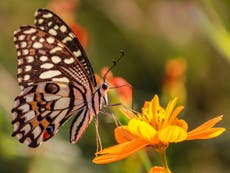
[38,18,44,24]
[40,70,61,79]
[24,137,32,146]
[12,112,17,121]
[62,36,72,43]
[69,32,75,38]
[20,42,27,48]
[26,56,34,63]
[24,74,30,80]
[17,51,21,56]
[18,35,25,41]
[54,25,59,30]
[50,47,62,54]
[17,68,22,74]
[73,50,82,57]
[16,133,23,140]
[39,38,45,42]
[46,37,55,44]
[60,25,67,32]
[31,36,37,40]
[18,59,23,65]
[40,63,54,69]
[18,77,22,82]
[24,28,37,34]
[52,77,69,83]
[25,65,32,72]
[33,42,43,49]
[64,57,74,64]
[40,56,48,62]
[48,21,53,26]
[51,56,61,63]
[43,13,53,18]
[13,36,17,41]
[13,122,20,132]
[49,28,57,36]
[22,49,29,55]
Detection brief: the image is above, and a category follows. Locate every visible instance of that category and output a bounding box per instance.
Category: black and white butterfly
[12,9,110,148]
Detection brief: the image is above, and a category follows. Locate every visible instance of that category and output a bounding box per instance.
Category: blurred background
[0,0,229,172]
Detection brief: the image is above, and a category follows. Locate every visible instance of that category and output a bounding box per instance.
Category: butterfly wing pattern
[12,9,109,148]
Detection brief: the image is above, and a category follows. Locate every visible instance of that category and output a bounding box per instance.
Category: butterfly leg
[95,113,103,153]
[100,110,121,127]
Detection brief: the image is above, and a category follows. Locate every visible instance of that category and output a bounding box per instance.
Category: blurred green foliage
[0,0,229,172]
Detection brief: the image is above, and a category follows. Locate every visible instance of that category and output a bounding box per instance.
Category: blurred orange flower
[148,166,171,173]
[48,0,89,48]
[162,58,187,103]
[96,67,132,106]
[93,95,225,164]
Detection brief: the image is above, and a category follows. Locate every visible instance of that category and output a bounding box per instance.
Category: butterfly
[12,9,110,148]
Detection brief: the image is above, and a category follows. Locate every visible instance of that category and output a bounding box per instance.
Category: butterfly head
[101,82,109,91]
[98,82,109,106]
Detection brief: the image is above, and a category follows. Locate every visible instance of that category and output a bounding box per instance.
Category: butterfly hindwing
[70,107,92,144]
[34,9,96,86]
[11,81,88,147]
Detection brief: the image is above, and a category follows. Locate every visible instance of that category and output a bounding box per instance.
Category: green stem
[159,150,171,173]
[139,150,152,172]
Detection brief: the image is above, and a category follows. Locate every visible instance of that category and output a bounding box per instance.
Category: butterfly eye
[102,83,108,90]
[45,83,59,94]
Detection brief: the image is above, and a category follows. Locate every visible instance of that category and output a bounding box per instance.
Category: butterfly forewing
[34,9,96,86]
[14,26,92,90]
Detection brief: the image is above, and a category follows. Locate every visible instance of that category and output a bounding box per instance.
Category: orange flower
[97,67,132,106]
[148,166,171,173]
[93,95,225,164]
[162,58,187,103]
[69,23,89,49]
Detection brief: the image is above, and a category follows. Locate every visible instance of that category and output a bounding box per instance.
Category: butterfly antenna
[103,50,125,81]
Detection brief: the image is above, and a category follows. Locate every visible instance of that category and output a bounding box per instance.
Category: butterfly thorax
[87,82,109,117]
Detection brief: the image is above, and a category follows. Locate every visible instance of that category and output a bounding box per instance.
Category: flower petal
[158,125,187,143]
[187,127,226,140]
[164,97,178,123]
[187,115,223,134]
[115,126,137,143]
[93,139,149,164]
[187,115,226,140]
[148,166,171,173]
[128,119,157,141]
[168,106,184,125]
